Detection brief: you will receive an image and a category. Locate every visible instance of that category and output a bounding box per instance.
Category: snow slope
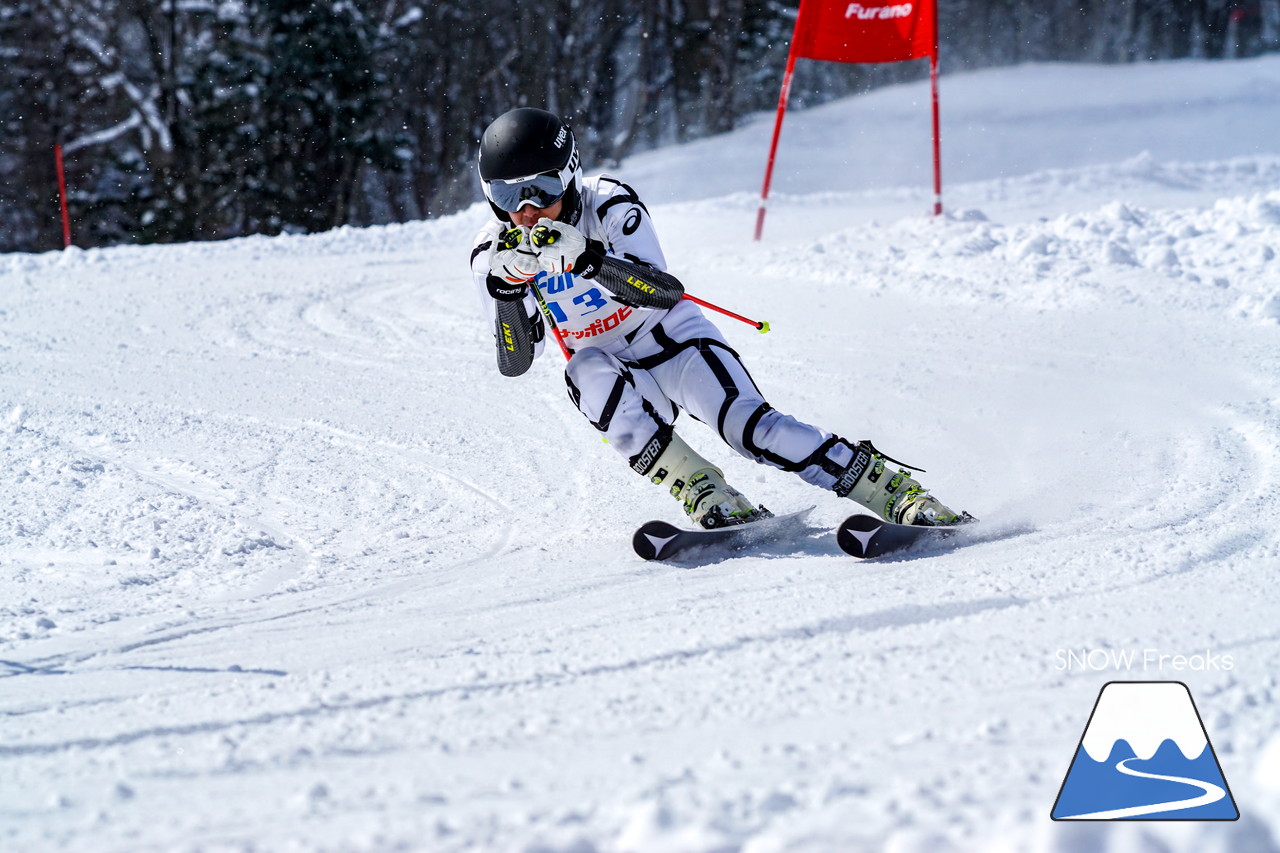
[3,57,1280,852]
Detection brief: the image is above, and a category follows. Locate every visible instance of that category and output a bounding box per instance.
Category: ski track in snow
[5,59,1280,853]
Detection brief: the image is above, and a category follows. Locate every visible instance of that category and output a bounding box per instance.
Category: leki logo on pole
[1052,681,1239,820]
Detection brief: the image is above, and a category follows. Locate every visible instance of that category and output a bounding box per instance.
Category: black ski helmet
[478,108,582,224]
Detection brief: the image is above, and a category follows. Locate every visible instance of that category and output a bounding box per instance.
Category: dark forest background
[2,0,1276,252]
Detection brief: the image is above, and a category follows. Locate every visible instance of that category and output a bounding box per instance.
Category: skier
[469,107,970,530]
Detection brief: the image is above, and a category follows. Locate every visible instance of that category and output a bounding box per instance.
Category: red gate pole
[930,0,943,217]
[55,144,72,248]
[754,20,803,242]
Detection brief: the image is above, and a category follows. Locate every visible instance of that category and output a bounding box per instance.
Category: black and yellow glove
[530,218,606,279]
[486,226,539,301]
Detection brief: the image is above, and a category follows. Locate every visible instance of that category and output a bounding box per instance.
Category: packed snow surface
[4,57,1280,852]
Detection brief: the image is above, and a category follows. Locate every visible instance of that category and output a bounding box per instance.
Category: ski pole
[529,283,768,359]
[529,278,572,360]
[682,293,770,334]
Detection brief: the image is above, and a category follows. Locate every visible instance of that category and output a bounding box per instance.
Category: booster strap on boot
[832,443,875,498]
[635,428,721,500]
[630,424,674,477]
[831,438,925,498]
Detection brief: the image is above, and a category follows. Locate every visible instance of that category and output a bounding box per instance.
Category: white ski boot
[835,440,970,526]
[642,430,764,529]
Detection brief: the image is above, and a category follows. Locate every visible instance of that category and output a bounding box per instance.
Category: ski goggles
[484,170,569,212]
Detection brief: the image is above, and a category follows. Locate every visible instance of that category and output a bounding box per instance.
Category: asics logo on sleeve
[623,208,642,235]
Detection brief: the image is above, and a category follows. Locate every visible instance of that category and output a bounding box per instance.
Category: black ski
[633,507,815,561]
[836,513,973,559]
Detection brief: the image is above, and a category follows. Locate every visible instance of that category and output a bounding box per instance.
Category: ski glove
[487,226,540,301]
[530,218,606,279]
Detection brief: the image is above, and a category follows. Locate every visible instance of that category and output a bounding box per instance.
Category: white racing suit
[469,175,863,492]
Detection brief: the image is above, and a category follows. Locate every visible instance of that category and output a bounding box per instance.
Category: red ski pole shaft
[682,293,770,334]
[548,321,571,360]
[530,281,572,360]
[529,286,769,358]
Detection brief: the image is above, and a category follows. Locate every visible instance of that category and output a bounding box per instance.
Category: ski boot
[834,440,972,527]
[636,429,766,529]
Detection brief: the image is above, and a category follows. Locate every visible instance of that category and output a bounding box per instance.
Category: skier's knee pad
[565,349,676,458]
[564,347,621,390]
[564,347,625,416]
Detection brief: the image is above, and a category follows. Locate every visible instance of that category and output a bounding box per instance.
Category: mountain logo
[1051,681,1239,821]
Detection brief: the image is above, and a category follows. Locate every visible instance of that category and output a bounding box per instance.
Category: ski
[633,506,815,561]
[836,513,973,559]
